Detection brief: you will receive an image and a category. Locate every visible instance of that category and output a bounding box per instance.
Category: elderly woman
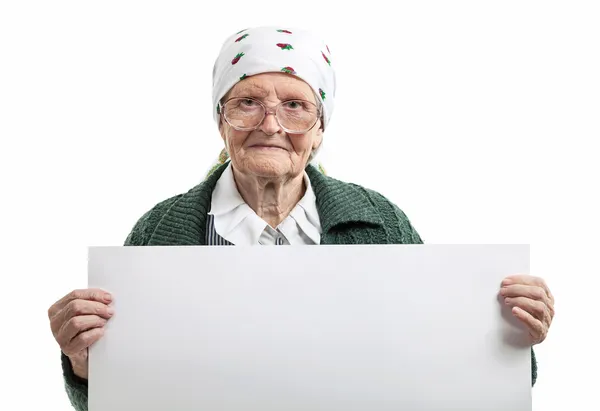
[48,26,555,410]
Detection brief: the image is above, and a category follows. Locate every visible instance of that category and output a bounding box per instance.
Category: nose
[259,110,281,135]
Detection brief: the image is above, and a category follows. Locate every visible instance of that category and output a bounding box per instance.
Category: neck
[232,168,306,228]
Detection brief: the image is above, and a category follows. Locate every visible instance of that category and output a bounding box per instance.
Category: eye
[241,98,257,107]
[283,100,302,110]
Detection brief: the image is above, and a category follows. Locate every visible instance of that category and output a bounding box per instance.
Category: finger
[50,300,114,336]
[547,295,555,320]
[504,296,551,324]
[57,315,108,348]
[62,328,106,357]
[500,284,549,305]
[512,306,546,344]
[62,300,114,322]
[49,288,112,318]
[502,275,552,300]
[546,284,555,309]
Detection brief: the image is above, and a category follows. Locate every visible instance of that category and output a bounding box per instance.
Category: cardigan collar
[147,162,383,246]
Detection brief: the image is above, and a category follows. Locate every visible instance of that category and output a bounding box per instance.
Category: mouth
[249,145,287,151]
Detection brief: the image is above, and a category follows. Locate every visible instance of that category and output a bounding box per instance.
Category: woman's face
[219,72,323,180]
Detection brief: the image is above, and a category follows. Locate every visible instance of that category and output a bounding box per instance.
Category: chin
[243,156,291,178]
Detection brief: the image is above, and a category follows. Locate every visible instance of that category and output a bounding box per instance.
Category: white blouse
[208,162,322,245]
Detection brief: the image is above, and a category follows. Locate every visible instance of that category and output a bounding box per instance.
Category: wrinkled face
[219,72,323,179]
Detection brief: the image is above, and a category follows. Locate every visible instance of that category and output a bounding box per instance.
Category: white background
[0,1,598,410]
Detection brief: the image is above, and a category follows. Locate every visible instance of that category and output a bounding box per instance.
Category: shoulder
[123,194,185,246]
[123,163,229,246]
[350,183,404,213]
[352,183,424,244]
[307,166,424,244]
[314,167,410,219]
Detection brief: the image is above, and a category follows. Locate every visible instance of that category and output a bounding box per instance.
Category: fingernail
[104,293,112,302]
[502,279,512,285]
[107,307,115,315]
[504,298,511,305]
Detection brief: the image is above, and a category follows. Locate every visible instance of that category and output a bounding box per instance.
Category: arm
[61,353,89,411]
[531,347,538,387]
[389,199,540,386]
[60,204,162,410]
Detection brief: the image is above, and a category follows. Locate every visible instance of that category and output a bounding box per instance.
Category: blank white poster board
[88,244,531,411]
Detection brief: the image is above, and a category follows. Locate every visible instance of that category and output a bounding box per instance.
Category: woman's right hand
[48,289,114,380]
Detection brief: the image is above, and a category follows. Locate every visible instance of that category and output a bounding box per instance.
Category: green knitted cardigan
[60,162,537,410]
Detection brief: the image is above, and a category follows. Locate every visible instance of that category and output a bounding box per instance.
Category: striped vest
[205,214,285,245]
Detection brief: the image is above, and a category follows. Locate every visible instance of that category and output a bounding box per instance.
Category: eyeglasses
[219,97,321,134]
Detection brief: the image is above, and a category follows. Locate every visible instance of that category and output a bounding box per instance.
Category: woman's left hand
[500,274,555,345]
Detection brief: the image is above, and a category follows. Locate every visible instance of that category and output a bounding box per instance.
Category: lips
[249,144,286,150]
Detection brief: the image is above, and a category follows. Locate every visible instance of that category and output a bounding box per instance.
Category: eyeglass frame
[218,96,323,134]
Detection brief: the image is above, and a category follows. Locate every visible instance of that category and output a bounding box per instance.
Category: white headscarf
[212,26,336,130]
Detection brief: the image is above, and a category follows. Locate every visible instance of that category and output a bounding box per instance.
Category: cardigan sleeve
[123,208,154,246]
[390,203,424,244]
[61,352,88,411]
[531,347,538,386]
[123,195,184,246]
